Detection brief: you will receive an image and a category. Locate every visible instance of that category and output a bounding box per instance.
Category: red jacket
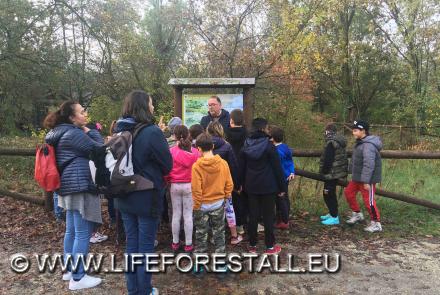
[167,146,200,183]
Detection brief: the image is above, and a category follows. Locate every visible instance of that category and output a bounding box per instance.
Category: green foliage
[87,95,122,134]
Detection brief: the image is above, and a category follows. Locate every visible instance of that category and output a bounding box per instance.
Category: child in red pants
[344,120,383,232]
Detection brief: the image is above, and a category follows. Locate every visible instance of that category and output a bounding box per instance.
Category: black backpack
[91,123,154,197]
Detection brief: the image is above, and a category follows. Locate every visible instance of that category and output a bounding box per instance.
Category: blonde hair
[207,121,224,138]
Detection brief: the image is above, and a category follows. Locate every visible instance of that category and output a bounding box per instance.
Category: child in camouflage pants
[192,133,233,255]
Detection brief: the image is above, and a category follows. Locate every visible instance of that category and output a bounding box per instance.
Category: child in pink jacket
[168,125,200,252]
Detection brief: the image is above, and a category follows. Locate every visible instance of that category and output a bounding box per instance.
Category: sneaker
[236,225,245,235]
[90,232,108,244]
[184,244,194,253]
[192,265,206,279]
[364,221,383,233]
[69,274,102,290]
[320,213,331,221]
[265,245,282,255]
[275,222,289,230]
[62,271,72,281]
[248,245,257,254]
[230,235,243,245]
[321,216,340,225]
[216,266,229,280]
[346,212,364,224]
[171,242,180,251]
[151,287,159,295]
[257,224,265,232]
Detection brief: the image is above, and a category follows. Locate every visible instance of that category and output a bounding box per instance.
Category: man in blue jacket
[200,96,230,131]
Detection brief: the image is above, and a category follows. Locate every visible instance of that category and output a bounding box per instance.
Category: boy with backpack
[269,126,295,230]
[191,133,233,276]
[344,120,383,232]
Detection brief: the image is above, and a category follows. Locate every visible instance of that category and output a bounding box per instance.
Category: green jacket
[319,134,348,180]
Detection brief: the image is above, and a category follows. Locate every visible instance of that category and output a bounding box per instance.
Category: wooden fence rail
[1,148,439,211]
[2,148,440,159]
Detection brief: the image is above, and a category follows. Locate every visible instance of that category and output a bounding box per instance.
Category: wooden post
[173,87,183,119]
[243,87,253,128]
[44,191,53,211]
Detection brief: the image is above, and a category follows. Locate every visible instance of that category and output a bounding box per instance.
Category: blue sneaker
[320,213,331,221]
[321,216,340,225]
[192,265,205,279]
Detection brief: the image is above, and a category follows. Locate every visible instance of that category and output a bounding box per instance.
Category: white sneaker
[151,287,159,295]
[237,225,245,235]
[62,271,72,281]
[90,232,108,243]
[257,224,265,232]
[69,274,102,290]
[364,221,383,233]
[346,212,364,224]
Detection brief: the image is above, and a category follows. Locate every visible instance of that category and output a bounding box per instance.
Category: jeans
[121,212,160,295]
[53,192,64,220]
[64,210,94,280]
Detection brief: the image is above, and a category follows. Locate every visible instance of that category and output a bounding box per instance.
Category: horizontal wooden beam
[168,78,256,88]
[291,149,440,159]
[2,147,440,159]
[0,188,45,206]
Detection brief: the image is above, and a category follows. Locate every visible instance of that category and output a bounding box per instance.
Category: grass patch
[0,136,42,194]
[290,157,440,237]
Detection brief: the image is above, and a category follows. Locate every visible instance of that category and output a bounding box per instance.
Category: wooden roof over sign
[168,78,256,88]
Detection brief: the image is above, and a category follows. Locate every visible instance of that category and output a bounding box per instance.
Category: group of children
[163,114,384,269]
[162,109,296,265]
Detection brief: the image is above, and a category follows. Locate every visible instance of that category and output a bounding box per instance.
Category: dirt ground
[1,196,439,295]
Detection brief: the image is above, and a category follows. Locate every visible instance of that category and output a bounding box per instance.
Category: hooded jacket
[225,126,247,159]
[275,143,295,180]
[45,124,103,196]
[200,109,230,131]
[319,134,348,180]
[212,136,240,189]
[168,146,200,183]
[113,117,173,217]
[240,131,288,195]
[350,135,383,184]
[191,154,233,210]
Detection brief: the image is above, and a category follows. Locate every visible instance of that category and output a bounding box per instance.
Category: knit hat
[168,117,182,134]
[352,120,369,132]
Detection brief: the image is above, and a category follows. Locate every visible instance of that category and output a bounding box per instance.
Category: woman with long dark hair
[114,90,172,295]
[44,101,104,291]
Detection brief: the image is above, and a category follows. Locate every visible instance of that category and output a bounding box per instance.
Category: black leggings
[323,179,338,217]
[232,190,247,226]
[248,193,276,248]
